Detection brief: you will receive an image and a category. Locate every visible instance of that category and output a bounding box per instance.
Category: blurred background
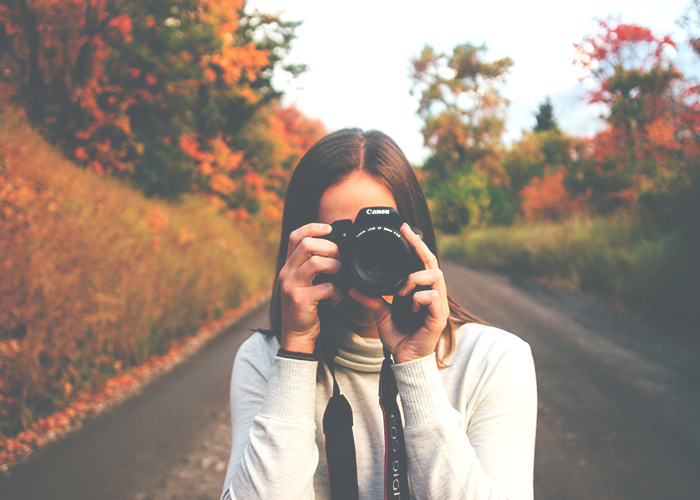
[0,0,698,496]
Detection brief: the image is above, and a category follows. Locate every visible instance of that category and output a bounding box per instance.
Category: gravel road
[1,261,698,499]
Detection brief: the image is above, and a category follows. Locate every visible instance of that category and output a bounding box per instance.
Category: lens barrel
[350,225,413,295]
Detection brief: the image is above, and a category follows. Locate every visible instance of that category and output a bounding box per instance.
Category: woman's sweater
[221,322,537,500]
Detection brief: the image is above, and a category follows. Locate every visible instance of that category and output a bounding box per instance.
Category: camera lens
[352,228,411,294]
[357,245,396,279]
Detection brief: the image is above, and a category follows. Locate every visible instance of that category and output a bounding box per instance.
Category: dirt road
[1,261,698,499]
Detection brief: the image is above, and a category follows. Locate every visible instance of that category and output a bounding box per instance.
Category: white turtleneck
[221,323,537,500]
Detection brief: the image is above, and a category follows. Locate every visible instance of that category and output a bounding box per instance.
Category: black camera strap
[322,334,359,500]
[379,347,409,500]
[321,334,409,500]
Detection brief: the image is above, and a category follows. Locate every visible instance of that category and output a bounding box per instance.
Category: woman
[221,129,537,500]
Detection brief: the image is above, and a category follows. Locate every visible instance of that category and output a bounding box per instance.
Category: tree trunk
[17,0,45,123]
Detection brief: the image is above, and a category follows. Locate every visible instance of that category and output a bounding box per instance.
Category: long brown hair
[269,128,482,365]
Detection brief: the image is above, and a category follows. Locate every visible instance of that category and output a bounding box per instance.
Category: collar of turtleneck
[333,327,384,373]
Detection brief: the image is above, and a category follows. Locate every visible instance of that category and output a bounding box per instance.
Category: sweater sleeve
[221,334,320,500]
[392,341,537,500]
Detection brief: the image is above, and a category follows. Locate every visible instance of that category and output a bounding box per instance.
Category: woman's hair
[268,128,482,365]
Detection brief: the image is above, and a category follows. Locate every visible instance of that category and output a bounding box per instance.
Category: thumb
[348,288,391,324]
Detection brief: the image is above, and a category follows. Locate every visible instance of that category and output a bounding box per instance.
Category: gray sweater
[222,323,537,499]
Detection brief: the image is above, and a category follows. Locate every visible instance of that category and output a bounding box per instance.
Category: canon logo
[366,208,390,215]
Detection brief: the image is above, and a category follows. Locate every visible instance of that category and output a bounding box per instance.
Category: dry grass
[0,109,276,437]
[439,213,699,327]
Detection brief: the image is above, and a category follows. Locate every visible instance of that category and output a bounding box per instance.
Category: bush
[438,212,698,328]
[426,169,491,234]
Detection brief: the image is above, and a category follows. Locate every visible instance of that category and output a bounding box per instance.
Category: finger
[398,268,445,296]
[284,281,343,309]
[309,281,344,307]
[412,288,442,314]
[287,223,334,259]
[285,233,340,272]
[348,288,391,323]
[296,255,342,285]
[401,223,438,270]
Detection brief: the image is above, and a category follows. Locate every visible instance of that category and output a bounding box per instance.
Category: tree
[410,42,512,232]
[534,97,558,133]
[503,130,587,219]
[520,170,590,222]
[0,0,308,220]
[424,169,491,233]
[411,42,512,184]
[572,18,698,215]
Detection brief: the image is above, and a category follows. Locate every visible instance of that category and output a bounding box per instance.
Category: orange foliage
[0,291,269,469]
[269,105,330,162]
[0,0,135,172]
[0,0,274,176]
[572,19,700,213]
[521,170,591,221]
[0,110,276,444]
[180,103,325,222]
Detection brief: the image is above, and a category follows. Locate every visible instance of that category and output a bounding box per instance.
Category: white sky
[246,0,696,164]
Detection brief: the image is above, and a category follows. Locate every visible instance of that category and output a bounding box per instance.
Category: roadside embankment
[438,212,699,329]
[0,110,277,450]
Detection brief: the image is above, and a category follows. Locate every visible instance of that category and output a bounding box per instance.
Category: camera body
[319,206,424,296]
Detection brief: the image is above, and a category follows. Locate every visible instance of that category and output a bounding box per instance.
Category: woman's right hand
[278,223,343,354]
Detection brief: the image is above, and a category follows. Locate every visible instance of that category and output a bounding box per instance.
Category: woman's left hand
[349,223,450,364]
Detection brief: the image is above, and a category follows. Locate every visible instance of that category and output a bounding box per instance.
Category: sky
[246,0,696,164]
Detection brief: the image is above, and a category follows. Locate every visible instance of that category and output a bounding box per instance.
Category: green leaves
[411,41,512,233]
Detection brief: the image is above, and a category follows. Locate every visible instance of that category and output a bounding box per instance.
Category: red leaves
[568,17,700,214]
[575,18,678,107]
[107,14,133,43]
[520,170,591,221]
[178,104,325,223]
[576,18,676,77]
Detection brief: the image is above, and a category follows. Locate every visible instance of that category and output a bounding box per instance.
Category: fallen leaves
[0,291,269,474]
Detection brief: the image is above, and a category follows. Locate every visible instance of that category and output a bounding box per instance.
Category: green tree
[411,43,512,183]
[534,97,558,133]
[410,42,512,231]
[425,169,492,233]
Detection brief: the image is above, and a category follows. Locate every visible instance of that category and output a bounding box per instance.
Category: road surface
[1,261,699,499]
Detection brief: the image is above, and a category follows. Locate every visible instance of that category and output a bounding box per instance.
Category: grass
[438,212,699,328]
[0,108,277,437]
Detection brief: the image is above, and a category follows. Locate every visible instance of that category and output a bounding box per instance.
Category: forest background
[0,0,698,463]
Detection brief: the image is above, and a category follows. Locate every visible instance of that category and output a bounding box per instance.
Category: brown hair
[268,128,482,365]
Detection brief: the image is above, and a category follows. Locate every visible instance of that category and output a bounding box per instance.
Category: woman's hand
[278,223,344,354]
[349,224,449,364]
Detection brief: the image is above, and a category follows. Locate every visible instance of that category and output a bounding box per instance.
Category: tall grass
[0,109,276,437]
[439,213,699,327]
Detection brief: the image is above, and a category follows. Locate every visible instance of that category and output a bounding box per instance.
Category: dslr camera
[319,206,423,295]
[318,207,429,331]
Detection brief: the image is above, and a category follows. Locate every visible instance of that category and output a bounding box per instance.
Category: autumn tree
[411,42,512,181]
[520,169,590,222]
[572,18,698,216]
[411,42,512,231]
[0,0,134,148]
[503,129,588,221]
[0,0,311,221]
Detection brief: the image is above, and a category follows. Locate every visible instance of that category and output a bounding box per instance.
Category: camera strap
[379,347,409,500]
[321,334,409,500]
[322,334,359,500]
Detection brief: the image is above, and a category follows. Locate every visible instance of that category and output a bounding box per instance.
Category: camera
[317,206,429,332]
[318,206,424,296]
